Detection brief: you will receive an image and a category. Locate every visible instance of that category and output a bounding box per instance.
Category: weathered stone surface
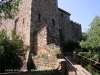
[0,0,32,46]
[32,55,58,70]
[58,8,82,43]
[30,0,60,54]
[0,0,82,70]
[0,0,32,71]
[0,0,82,53]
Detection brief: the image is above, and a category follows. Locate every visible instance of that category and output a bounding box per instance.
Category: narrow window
[61,13,64,17]
[72,36,74,39]
[15,19,18,31]
[23,18,24,24]
[38,14,41,21]
[51,19,55,26]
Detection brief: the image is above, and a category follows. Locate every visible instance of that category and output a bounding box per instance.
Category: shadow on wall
[27,0,62,70]
[63,40,80,53]
[30,0,61,55]
[59,29,80,53]
[27,52,36,71]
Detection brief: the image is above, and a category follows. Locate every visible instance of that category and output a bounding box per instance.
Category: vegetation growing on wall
[0,0,21,24]
[0,29,28,73]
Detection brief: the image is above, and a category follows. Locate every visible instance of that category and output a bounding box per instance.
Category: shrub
[0,29,28,72]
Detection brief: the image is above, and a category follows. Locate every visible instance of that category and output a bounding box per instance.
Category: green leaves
[80,15,100,62]
[0,0,21,25]
[0,29,27,72]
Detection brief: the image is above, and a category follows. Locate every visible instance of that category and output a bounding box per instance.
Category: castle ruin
[0,0,82,70]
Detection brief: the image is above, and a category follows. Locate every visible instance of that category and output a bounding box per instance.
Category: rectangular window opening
[15,19,18,31]
[38,14,41,21]
[23,18,24,24]
[51,19,55,26]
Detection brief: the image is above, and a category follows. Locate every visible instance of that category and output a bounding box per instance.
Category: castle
[0,0,82,70]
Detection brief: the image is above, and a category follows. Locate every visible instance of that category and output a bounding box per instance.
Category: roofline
[70,20,81,25]
[58,8,71,16]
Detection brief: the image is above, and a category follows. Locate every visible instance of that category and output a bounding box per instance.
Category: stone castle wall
[30,0,60,54]
[70,21,82,42]
[0,0,82,53]
[0,0,82,70]
[58,8,71,43]
[0,0,32,46]
[58,8,82,43]
[0,0,32,70]
[0,70,60,75]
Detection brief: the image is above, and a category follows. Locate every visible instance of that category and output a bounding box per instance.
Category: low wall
[0,69,60,75]
[32,55,58,70]
[0,59,68,75]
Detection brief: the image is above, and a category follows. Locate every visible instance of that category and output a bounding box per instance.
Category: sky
[0,0,100,32]
[58,0,100,32]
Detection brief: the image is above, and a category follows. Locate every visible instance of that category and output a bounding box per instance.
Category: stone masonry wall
[0,0,32,46]
[0,70,60,75]
[58,9,82,43]
[0,0,82,53]
[0,0,82,54]
[0,0,82,71]
[32,55,58,70]
[58,8,71,43]
[70,21,82,42]
[30,0,60,54]
[0,0,32,71]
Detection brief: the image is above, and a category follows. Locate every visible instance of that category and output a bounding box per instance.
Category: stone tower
[0,0,82,70]
[30,0,60,54]
[0,0,60,53]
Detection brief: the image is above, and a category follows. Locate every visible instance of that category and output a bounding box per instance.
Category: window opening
[51,19,55,26]
[23,18,24,24]
[61,13,64,17]
[15,19,18,31]
[38,14,41,21]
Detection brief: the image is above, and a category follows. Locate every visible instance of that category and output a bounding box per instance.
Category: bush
[0,29,28,72]
[78,51,92,58]
[92,54,99,62]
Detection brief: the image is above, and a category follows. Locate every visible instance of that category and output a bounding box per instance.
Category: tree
[0,0,21,24]
[80,16,100,50]
[0,29,28,72]
[81,32,88,41]
[80,15,100,61]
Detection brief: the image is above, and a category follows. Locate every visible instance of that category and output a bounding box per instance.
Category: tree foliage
[0,0,21,24]
[80,15,100,62]
[0,29,28,72]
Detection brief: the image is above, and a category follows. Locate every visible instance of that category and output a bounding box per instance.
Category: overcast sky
[58,0,100,32]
